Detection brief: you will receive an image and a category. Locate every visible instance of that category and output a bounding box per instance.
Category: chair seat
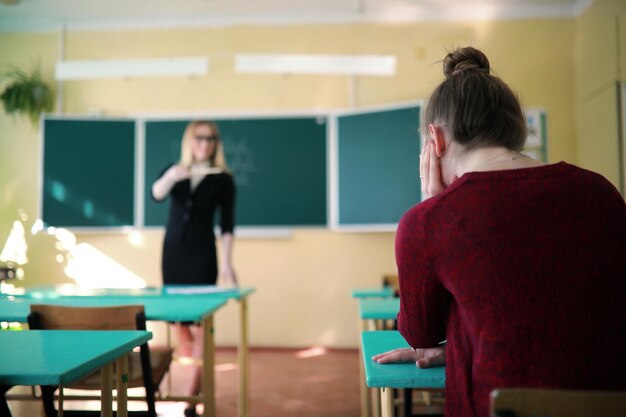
[70,347,173,390]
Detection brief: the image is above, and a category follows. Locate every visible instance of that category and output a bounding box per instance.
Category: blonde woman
[152,120,236,416]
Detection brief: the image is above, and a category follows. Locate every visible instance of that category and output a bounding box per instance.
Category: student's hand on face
[166,165,191,183]
[421,140,447,199]
[372,345,446,368]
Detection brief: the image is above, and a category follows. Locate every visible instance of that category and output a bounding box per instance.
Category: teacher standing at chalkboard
[152,120,236,416]
[152,120,237,286]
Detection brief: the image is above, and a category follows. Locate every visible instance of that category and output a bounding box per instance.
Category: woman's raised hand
[166,164,191,183]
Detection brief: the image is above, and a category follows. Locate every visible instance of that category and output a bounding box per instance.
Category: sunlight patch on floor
[295,346,327,359]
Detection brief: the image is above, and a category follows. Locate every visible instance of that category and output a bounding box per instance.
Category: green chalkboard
[144,118,327,227]
[42,119,135,227]
[336,105,421,227]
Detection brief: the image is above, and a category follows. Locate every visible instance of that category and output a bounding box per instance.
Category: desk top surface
[0,330,151,386]
[358,298,400,320]
[5,285,255,300]
[0,296,227,323]
[361,331,445,389]
[351,287,394,298]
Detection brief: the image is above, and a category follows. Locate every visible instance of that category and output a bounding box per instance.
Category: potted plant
[1,64,54,125]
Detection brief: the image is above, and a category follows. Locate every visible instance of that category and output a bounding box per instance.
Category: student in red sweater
[372,46,626,417]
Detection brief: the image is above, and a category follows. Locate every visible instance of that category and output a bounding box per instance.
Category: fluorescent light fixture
[235,54,396,76]
[55,57,209,80]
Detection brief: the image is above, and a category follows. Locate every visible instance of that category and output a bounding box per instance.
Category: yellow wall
[0,19,577,347]
[575,0,626,190]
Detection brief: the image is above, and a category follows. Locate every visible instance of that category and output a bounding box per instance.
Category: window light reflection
[65,242,146,288]
[0,221,28,265]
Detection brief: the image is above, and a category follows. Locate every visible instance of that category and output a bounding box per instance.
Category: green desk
[9,284,253,300]
[6,285,255,417]
[0,296,226,417]
[0,330,152,417]
[356,298,400,417]
[359,298,400,324]
[351,288,395,299]
[362,331,445,417]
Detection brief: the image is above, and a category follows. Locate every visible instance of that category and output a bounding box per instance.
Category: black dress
[154,168,235,285]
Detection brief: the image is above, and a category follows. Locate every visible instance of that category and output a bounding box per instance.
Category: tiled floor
[6,346,362,417]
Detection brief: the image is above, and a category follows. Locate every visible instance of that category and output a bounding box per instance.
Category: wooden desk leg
[100,362,114,417]
[116,355,129,417]
[238,297,250,417]
[380,388,394,417]
[57,386,64,417]
[165,322,173,397]
[368,319,381,417]
[359,319,371,417]
[202,315,216,417]
[372,385,381,417]
[422,391,432,406]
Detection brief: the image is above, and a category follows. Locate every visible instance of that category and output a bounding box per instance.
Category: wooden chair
[27,304,173,417]
[491,388,626,417]
[382,274,400,297]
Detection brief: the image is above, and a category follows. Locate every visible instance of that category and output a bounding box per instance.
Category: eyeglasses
[194,135,218,142]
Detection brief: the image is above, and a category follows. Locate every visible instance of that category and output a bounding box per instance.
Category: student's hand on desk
[373,345,446,368]
[421,140,457,199]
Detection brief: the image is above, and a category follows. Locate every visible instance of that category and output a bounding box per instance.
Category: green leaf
[0,60,55,125]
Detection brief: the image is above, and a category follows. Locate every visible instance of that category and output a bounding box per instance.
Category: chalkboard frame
[329,100,424,232]
[39,104,549,234]
[617,81,626,196]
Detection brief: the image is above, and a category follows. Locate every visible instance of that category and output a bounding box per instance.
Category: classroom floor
[7,346,362,417]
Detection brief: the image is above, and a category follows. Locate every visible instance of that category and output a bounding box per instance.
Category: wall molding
[0,2,595,33]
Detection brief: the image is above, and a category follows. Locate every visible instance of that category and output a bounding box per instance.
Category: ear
[428,124,447,158]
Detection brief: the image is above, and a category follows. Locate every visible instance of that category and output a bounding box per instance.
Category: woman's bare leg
[177,324,202,415]
[189,325,204,397]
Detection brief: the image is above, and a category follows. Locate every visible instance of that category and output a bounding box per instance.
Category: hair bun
[443,47,491,78]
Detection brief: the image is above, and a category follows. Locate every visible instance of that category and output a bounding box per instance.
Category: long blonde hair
[179,120,229,170]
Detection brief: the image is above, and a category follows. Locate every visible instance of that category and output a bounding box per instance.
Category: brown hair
[179,120,229,170]
[423,47,527,151]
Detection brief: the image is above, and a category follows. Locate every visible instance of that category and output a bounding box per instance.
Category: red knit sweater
[396,162,626,417]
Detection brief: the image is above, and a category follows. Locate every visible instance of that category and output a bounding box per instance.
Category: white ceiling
[0,0,593,32]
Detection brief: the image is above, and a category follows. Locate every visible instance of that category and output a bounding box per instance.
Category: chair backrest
[382,274,400,296]
[28,304,145,331]
[491,388,626,417]
[27,303,165,417]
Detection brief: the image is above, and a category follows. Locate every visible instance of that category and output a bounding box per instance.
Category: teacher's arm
[152,164,190,201]
[219,174,237,286]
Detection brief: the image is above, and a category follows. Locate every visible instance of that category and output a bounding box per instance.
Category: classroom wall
[0,19,576,348]
[575,0,626,191]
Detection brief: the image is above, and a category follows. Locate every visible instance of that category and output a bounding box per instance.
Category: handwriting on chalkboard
[223,137,257,187]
